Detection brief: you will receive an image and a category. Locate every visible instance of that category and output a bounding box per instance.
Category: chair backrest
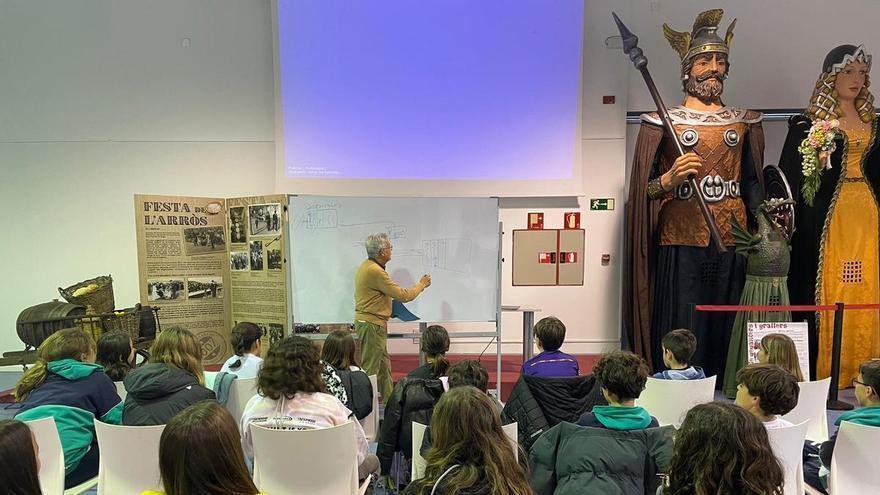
[503,422,519,461]
[361,375,379,442]
[829,421,880,494]
[783,378,831,442]
[226,377,258,431]
[251,421,360,495]
[25,417,66,495]
[635,376,717,427]
[203,371,218,390]
[93,421,165,495]
[767,421,809,495]
[114,381,127,401]
[411,421,429,481]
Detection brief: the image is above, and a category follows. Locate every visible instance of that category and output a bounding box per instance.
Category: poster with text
[746,321,810,380]
[227,195,289,350]
[134,194,231,365]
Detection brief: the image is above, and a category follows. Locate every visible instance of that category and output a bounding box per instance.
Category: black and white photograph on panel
[267,249,283,270]
[186,277,223,299]
[182,226,226,255]
[229,207,247,243]
[268,323,284,347]
[248,203,281,236]
[146,279,185,301]
[230,251,249,271]
[250,241,264,271]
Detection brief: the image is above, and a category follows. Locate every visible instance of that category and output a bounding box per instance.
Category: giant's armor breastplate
[643,106,762,247]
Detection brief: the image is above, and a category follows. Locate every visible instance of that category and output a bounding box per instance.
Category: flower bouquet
[798,119,839,206]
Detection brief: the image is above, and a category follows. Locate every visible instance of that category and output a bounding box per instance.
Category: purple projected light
[277,0,584,180]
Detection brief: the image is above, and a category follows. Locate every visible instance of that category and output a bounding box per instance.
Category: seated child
[449,360,488,390]
[420,360,503,456]
[142,401,264,495]
[241,336,379,482]
[578,350,658,430]
[123,327,215,426]
[219,322,263,379]
[757,333,805,381]
[653,328,706,380]
[14,328,123,488]
[659,402,784,495]
[0,419,43,494]
[96,331,135,382]
[734,363,799,429]
[521,317,579,378]
[403,387,530,495]
[408,325,451,380]
[321,330,373,420]
[805,359,880,493]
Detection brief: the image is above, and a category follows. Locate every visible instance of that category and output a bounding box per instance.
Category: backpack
[337,369,373,420]
[212,371,237,405]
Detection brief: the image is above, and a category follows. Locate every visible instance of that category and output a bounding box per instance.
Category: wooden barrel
[17,301,87,348]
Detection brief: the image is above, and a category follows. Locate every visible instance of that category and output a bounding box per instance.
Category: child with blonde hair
[757,333,805,381]
[122,327,215,425]
[14,328,122,488]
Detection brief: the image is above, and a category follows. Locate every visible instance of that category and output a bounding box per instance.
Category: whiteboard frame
[287,195,501,324]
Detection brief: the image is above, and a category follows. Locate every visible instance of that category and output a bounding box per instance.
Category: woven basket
[101,311,141,341]
[59,275,115,314]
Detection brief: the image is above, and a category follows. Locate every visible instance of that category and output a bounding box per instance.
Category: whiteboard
[288,196,500,323]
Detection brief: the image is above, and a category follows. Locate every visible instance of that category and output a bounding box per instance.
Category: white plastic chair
[635,376,717,428]
[503,422,519,460]
[411,421,429,481]
[827,421,880,494]
[93,421,165,495]
[225,377,258,431]
[783,378,831,442]
[203,370,218,390]
[360,375,379,442]
[24,417,98,495]
[114,381,127,401]
[767,421,809,495]
[251,421,370,495]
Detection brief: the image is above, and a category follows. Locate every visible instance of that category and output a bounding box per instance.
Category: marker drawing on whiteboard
[422,238,472,274]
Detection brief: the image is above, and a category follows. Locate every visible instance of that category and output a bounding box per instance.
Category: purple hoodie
[521,349,579,377]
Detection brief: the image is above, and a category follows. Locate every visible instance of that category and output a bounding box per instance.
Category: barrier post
[687,303,696,333]
[827,302,854,411]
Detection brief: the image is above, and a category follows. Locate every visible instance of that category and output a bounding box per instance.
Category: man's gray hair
[365,233,390,258]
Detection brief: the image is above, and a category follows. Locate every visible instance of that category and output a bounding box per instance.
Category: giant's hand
[420,274,432,288]
[661,152,703,190]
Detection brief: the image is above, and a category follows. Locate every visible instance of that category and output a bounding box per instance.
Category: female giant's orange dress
[817,128,880,386]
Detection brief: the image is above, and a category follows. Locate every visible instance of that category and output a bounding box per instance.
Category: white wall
[625,0,880,111]
[0,0,628,360]
[0,0,276,357]
[388,0,629,355]
[14,0,851,360]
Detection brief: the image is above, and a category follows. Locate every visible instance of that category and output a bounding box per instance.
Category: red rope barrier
[694,304,836,312]
[693,303,880,312]
[840,303,880,310]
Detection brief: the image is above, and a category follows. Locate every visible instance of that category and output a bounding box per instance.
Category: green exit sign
[590,198,615,211]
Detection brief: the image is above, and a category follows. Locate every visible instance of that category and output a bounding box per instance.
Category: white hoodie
[240,391,368,464]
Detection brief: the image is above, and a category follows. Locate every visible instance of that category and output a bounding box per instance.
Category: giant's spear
[612,12,725,253]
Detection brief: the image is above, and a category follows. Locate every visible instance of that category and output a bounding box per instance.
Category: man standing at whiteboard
[355,233,432,402]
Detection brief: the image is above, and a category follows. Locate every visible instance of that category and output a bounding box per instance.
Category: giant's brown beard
[686,70,725,105]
